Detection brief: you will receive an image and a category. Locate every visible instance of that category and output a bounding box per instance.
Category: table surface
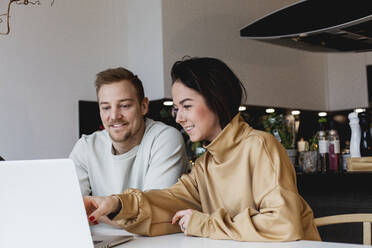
[91,224,369,248]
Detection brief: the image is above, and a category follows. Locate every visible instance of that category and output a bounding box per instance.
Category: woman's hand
[171,209,193,234]
[83,196,121,225]
[98,215,121,228]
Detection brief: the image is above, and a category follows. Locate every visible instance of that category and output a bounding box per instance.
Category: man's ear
[141,97,149,116]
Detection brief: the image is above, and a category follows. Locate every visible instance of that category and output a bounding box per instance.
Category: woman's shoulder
[244,128,279,146]
[189,152,210,174]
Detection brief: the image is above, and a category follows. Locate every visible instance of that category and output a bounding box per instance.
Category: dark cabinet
[297,173,372,244]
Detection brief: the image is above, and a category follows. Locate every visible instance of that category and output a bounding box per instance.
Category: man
[70,67,188,196]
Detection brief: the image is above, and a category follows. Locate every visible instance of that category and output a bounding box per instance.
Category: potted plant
[263,113,297,165]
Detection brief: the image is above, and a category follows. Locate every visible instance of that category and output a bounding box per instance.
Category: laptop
[0,159,133,248]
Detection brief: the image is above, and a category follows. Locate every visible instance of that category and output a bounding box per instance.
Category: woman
[84,57,321,241]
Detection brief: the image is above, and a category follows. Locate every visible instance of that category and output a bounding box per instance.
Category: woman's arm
[180,187,307,241]
[84,169,202,236]
[171,135,319,241]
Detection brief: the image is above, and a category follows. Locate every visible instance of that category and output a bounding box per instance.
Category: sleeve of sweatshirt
[69,137,91,196]
[143,126,188,190]
[184,135,318,241]
[112,167,202,236]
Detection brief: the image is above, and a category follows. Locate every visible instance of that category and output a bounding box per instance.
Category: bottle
[317,120,329,173]
[348,112,361,157]
[341,141,351,172]
[297,138,308,170]
[358,112,372,157]
[327,121,340,173]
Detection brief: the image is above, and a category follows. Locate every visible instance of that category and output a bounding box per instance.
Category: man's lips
[109,123,128,129]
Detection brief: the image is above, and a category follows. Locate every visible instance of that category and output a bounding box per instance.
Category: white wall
[126,0,164,100]
[367,53,372,65]
[325,52,371,111]
[161,0,327,110]
[1,0,371,160]
[0,0,129,160]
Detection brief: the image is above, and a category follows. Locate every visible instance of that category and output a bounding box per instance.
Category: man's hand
[171,209,193,234]
[83,196,121,225]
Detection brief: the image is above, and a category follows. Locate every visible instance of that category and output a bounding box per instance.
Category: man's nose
[110,107,122,120]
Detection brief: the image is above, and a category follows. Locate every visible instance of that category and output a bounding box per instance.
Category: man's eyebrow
[99,98,134,105]
[119,98,134,102]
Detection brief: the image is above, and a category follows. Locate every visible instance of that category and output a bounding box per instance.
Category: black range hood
[240,0,372,52]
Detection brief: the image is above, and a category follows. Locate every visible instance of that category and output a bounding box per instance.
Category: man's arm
[69,138,92,196]
[143,127,188,190]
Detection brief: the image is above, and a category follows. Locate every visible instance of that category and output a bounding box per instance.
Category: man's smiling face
[98,80,147,148]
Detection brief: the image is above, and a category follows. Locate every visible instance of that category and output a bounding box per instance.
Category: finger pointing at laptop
[83,196,121,225]
[83,195,191,234]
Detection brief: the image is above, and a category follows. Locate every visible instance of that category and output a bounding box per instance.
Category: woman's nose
[175,109,185,124]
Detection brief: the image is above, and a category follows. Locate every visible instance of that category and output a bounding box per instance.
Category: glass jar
[300,151,318,174]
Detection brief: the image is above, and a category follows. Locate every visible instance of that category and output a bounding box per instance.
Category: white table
[91,224,369,248]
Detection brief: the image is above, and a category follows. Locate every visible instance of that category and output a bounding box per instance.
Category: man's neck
[112,142,137,155]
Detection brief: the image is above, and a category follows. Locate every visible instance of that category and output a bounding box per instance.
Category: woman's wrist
[107,195,122,220]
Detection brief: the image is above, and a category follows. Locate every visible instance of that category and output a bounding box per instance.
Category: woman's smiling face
[172,81,222,142]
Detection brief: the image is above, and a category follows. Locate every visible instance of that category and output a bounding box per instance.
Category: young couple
[75,57,321,241]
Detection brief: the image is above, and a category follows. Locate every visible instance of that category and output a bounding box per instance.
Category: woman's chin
[189,136,201,143]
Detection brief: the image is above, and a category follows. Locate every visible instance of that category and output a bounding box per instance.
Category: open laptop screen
[0,159,94,248]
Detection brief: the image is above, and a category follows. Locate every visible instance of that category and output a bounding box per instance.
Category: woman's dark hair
[171,57,246,129]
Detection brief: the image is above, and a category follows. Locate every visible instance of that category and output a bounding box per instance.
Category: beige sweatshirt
[113,114,321,241]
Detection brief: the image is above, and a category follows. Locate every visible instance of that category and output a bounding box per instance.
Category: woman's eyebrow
[179,98,193,105]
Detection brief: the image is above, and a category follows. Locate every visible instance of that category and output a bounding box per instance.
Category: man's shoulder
[78,129,110,146]
[142,119,184,147]
[144,118,181,137]
[70,130,110,160]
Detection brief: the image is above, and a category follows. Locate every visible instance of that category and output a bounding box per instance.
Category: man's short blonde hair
[95,67,144,103]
